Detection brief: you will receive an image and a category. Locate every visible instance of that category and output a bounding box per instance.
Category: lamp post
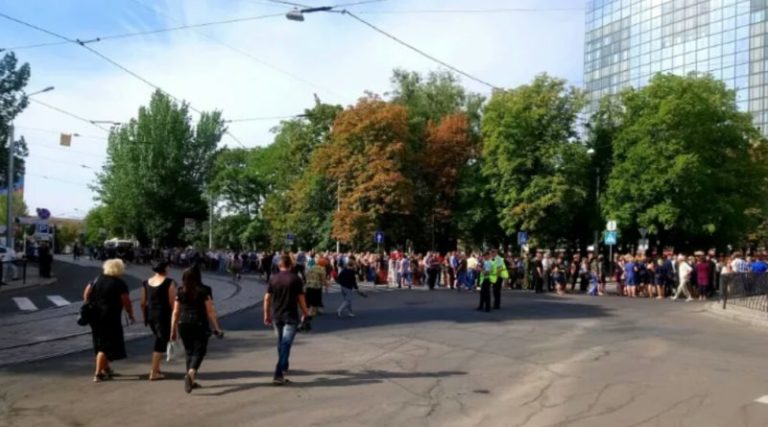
[587,148,600,253]
[6,86,54,249]
[284,6,334,21]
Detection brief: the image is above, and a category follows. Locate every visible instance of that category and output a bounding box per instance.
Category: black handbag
[77,301,97,326]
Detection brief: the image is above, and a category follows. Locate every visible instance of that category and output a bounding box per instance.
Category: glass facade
[584,0,768,132]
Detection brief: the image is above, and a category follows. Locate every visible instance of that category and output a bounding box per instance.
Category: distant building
[584,0,768,132]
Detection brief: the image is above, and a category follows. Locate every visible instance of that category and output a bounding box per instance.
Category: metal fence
[721,273,768,311]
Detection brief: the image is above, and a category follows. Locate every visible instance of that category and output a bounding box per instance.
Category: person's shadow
[194,369,467,397]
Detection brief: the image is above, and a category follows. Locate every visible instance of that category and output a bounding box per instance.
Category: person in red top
[695,255,711,301]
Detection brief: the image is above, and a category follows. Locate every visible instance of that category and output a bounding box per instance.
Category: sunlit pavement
[1,285,767,427]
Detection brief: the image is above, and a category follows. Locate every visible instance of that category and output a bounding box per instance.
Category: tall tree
[602,73,768,249]
[0,52,31,187]
[96,90,223,245]
[316,96,413,249]
[482,74,588,247]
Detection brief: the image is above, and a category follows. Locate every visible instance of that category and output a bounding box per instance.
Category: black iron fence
[721,273,768,311]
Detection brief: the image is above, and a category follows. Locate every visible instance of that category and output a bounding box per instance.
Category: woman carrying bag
[140,261,176,381]
[171,265,223,394]
[83,259,134,383]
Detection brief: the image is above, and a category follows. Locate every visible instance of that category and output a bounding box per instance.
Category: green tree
[0,193,28,224]
[0,52,31,186]
[96,90,224,246]
[602,73,768,249]
[83,206,110,246]
[482,74,588,247]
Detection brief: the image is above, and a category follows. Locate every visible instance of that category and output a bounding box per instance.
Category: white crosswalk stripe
[46,295,71,307]
[12,297,38,311]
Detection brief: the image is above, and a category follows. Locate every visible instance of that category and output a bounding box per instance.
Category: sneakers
[685,297,693,302]
[670,297,677,301]
[347,312,356,318]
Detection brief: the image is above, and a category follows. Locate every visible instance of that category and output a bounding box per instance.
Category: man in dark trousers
[38,241,52,278]
[476,252,493,312]
[264,254,309,385]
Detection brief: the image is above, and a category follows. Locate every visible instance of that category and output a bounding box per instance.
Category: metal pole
[6,124,14,250]
[336,181,340,253]
[208,193,214,249]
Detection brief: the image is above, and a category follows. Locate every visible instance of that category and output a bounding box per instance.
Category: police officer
[476,252,493,312]
[491,249,508,309]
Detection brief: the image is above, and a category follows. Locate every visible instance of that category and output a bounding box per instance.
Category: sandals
[93,373,106,383]
[149,372,166,381]
[184,373,193,394]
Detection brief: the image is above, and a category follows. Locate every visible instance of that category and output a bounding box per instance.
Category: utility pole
[208,193,214,249]
[336,181,340,253]
[5,124,14,249]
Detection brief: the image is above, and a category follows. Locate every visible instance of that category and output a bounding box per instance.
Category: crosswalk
[9,295,73,312]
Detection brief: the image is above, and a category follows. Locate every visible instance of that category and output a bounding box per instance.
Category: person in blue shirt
[751,256,768,274]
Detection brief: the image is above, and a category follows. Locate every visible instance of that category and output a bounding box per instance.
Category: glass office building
[584,0,768,132]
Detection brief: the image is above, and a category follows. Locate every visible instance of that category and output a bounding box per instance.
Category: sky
[0,0,586,220]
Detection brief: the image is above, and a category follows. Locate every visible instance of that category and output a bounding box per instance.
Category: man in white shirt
[672,254,693,301]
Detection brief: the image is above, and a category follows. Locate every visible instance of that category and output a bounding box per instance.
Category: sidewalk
[0,262,57,294]
[0,257,266,367]
[705,300,768,328]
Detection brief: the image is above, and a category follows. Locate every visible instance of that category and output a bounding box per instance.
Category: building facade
[584,0,768,132]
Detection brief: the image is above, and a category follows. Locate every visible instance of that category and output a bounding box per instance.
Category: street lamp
[587,148,600,253]
[284,6,334,21]
[6,86,55,249]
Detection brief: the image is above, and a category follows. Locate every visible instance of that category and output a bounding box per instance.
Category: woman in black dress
[171,265,223,393]
[140,261,176,381]
[83,259,135,382]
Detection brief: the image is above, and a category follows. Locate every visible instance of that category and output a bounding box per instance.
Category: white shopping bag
[166,340,183,362]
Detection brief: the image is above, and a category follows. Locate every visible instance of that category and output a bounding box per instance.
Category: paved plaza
[1,260,768,426]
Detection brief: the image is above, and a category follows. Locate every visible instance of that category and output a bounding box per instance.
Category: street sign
[286,232,295,245]
[604,230,617,245]
[374,230,385,245]
[638,228,648,238]
[638,238,649,251]
[517,231,528,245]
[606,220,617,231]
[36,222,50,234]
[36,208,51,220]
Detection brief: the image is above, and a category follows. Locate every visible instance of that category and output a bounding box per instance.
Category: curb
[703,301,768,328]
[0,277,58,295]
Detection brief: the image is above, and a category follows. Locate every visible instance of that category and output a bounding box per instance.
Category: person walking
[305,257,329,316]
[426,252,441,291]
[171,265,223,393]
[264,255,309,385]
[83,259,134,383]
[671,254,694,302]
[476,252,493,312]
[140,261,176,381]
[336,257,359,318]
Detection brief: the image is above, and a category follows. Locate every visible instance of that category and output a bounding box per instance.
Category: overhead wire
[128,0,344,101]
[27,99,113,132]
[0,11,284,52]
[342,10,500,90]
[0,11,248,148]
[13,126,108,140]
[355,7,586,15]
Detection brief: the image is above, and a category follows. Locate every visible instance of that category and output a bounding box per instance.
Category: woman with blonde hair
[83,259,134,382]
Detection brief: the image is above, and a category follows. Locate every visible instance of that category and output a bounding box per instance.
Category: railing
[0,259,28,286]
[721,272,768,311]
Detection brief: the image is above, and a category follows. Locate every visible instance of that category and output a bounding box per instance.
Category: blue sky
[0,0,585,219]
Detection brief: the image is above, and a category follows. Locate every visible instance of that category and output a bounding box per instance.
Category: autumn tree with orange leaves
[316,96,415,248]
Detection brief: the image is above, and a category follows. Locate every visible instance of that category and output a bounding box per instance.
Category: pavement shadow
[305,290,615,336]
[195,368,468,397]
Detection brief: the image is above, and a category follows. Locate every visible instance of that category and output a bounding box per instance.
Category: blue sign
[374,231,385,245]
[604,230,617,246]
[517,231,528,245]
[36,222,50,234]
[36,208,51,220]
[286,232,295,243]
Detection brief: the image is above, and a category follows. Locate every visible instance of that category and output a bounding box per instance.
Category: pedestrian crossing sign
[604,231,617,245]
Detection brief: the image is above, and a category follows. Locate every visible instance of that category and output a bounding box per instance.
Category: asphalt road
[0,262,144,316]
[2,286,768,426]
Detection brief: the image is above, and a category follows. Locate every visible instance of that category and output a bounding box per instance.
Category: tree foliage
[602,73,768,248]
[96,90,223,245]
[0,52,31,186]
[482,74,588,247]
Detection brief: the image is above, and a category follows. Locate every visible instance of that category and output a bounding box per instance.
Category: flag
[59,133,72,147]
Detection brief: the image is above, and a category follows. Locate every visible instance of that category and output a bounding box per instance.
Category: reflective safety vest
[496,256,509,280]
[479,260,497,283]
